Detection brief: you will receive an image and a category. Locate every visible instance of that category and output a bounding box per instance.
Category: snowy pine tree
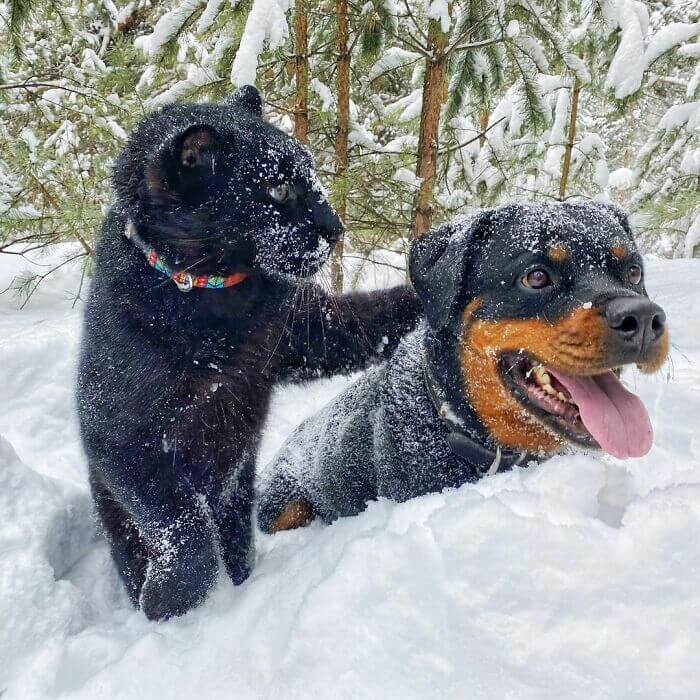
[1,0,698,300]
[607,2,699,257]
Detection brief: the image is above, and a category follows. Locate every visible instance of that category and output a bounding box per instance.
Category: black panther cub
[77,86,420,620]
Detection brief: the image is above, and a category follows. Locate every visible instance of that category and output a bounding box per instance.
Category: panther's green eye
[268,183,290,203]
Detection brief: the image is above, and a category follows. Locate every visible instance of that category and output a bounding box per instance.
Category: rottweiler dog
[258,202,669,532]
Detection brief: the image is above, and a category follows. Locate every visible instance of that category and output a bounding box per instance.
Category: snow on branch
[230,0,291,87]
[643,22,700,69]
[658,102,699,132]
[367,47,421,83]
[135,0,205,56]
[605,0,649,99]
[605,6,700,100]
[149,35,234,105]
[427,0,452,33]
[197,0,228,34]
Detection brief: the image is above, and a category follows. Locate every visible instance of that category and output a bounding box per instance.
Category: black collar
[422,357,530,475]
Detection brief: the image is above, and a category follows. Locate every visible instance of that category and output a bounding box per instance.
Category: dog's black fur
[77,86,421,620]
[258,202,669,531]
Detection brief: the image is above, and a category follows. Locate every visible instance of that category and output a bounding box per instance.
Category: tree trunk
[479,108,489,146]
[293,0,308,143]
[411,18,449,238]
[331,0,350,292]
[558,81,581,200]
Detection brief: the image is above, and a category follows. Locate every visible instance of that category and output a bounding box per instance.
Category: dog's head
[410,203,669,459]
[113,85,342,278]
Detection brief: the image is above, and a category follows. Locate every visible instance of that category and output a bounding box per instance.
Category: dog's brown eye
[268,183,290,203]
[522,268,551,289]
[628,264,642,285]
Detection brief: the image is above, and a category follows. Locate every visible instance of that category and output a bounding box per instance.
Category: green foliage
[359,0,394,60]
[0,0,698,300]
[642,191,699,229]
[7,0,34,55]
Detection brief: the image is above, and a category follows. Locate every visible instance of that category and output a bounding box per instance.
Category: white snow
[679,43,700,59]
[95,117,129,142]
[643,22,700,69]
[513,35,549,73]
[680,148,700,176]
[367,47,421,83]
[604,0,648,99]
[684,214,700,258]
[229,0,291,87]
[196,0,228,34]
[1,248,700,698]
[134,0,205,56]
[310,78,334,112]
[658,102,699,131]
[604,10,699,100]
[543,89,569,179]
[427,0,451,33]
[392,167,423,188]
[608,166,637,190]
[563,53,591,85]
[385,89,424,122]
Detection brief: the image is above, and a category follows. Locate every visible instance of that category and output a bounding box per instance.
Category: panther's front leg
[94,446,219,621]
[278,282,422,381]
[207,452,256,586]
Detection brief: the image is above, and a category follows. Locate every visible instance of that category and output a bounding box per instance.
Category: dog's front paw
[140,548,218,621]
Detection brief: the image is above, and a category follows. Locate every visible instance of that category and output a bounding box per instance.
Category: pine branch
[8,0,35,55]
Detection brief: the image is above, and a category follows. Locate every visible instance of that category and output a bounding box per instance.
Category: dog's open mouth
[500,353,653,459]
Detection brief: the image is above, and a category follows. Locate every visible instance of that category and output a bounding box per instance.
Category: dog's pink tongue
[548,370,653,459]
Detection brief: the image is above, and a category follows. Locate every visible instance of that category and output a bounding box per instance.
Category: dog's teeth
[532,365,552,386]
[544,383,556,396]
[557,392,568,402]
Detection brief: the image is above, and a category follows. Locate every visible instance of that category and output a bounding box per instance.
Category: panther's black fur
[76,86,420,620]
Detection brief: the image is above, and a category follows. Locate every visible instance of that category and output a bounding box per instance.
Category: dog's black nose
[604,296,666,352]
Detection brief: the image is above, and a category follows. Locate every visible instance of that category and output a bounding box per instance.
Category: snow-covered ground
[1,249,699,699]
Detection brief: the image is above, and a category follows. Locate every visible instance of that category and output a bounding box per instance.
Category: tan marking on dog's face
[458,306,613,454]
[612,244,628,260]
[461,297,482,324]
[269,500,315,533]
[547,245,569,265]
[637,326,670,374]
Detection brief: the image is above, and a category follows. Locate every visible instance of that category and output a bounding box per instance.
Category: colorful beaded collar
[124,220,247,293]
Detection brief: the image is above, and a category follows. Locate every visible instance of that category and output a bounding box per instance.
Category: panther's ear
[146,124,222,199]
[409,211,493,330]
[226,84,263,116]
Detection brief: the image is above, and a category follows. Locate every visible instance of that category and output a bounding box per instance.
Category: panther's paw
[139,549,218,621]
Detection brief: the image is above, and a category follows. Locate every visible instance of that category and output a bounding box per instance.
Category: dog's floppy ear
[586,201,633,236]
[409,210,494,330]
[226,84,263,116]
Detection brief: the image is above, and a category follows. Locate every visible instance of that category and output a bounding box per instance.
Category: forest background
[0,0,698,296]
